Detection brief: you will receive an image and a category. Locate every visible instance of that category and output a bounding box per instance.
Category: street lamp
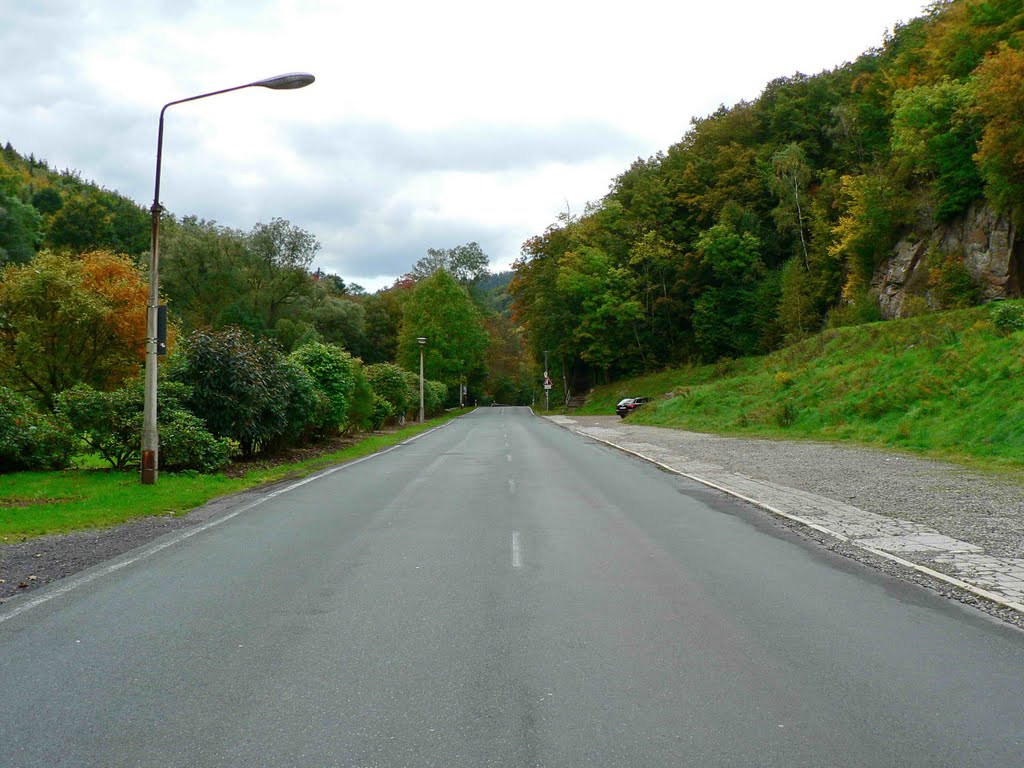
[417,338,427,422]
[141,72,315,484]
[543,349,550,411]
[458,360,465,408]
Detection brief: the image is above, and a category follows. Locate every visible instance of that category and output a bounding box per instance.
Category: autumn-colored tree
[0,250,149,408]
[971,42,1024,214]
[829,172,910,301]
[482,313,531,405]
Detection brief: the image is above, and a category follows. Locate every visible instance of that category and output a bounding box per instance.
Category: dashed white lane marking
[506,454,512,463]
[507,479,517,495]
[511,531,523,568]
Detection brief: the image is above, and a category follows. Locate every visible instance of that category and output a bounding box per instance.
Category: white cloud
[0,0,930,287]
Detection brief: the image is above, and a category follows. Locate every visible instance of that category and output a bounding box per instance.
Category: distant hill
[472,270,514,316]
[0,142,149,265]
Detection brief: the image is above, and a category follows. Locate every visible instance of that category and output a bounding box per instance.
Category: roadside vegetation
[580,301,1024,470]
[0,410,468,542]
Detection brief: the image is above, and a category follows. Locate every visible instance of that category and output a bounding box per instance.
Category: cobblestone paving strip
[548,415,1024,613]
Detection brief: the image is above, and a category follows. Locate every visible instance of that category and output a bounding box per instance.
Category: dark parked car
[616,397,650,418]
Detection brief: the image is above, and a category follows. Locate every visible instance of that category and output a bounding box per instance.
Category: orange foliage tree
[972,41,1024,213]
[0,249,151,409]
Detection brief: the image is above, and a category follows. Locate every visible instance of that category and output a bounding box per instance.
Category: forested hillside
[511,0,1024,387]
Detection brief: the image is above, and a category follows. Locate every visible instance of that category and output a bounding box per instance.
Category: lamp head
[253,72,316,90]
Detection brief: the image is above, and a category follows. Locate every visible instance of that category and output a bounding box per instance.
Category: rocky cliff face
[873,203,1020,318]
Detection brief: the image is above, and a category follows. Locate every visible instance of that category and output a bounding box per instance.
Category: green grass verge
[578,303,1024,477]
[0,410,471,542]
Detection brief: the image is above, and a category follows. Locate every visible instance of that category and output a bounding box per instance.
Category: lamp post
[543,349,550,411]
[141,72,315,485]
[417,337,427,422]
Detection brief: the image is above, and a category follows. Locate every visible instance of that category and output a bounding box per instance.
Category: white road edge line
[546,420,1024,616]
[511,531,522,568]
[0,420,458,625]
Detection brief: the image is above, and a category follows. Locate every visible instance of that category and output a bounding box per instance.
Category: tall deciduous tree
[770,143,812,269]
[160,216,250,330]
[556,246,645,377]
[410,242,490,285]
[398,269,489,391]
[245,217,319,327]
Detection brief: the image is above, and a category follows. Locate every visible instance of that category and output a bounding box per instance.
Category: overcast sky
[1,0,929,291]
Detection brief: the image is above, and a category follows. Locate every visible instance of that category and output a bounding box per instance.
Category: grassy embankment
[0,410,471,542]
[579,303,1024,473]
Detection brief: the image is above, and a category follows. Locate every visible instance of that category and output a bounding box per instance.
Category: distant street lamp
[141,72,315,485]
[417,337,427,422]
[543,349,550,411]
[458,360,465,408]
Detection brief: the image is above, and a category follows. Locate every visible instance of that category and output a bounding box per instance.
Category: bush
[369,393,393,431]
[167,327,299,456]
[827,290,883,328]
[345,365,375,434]
[900,294,933,318]
[290,341,357,434]
[424,380,448,416]
[928,252,981,309]
[364,363,411,423]
[276,359,326,448]
[159,411,236,473]
[56,382,233,473]
[403,371,421,418]
[0,386,74,471]
[990,301,1024,335]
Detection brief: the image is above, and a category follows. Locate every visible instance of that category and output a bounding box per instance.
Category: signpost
[544,372,553,410]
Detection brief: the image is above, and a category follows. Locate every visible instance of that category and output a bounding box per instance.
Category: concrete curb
[545,416,1024,616]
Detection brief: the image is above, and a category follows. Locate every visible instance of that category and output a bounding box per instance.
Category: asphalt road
[2,407,1022,767]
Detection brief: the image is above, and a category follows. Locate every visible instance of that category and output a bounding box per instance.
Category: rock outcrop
[873,203,1020,318]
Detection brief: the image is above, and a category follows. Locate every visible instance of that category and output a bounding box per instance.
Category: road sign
[544,376,553,390]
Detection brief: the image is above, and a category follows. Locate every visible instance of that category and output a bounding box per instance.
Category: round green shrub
[364,363,411,423]
[56,381,234,473]
[167,327,295,456]
[344,365,375,435]
[0,386,74,471]
[424,380,448,416]
[290,341,357,434]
